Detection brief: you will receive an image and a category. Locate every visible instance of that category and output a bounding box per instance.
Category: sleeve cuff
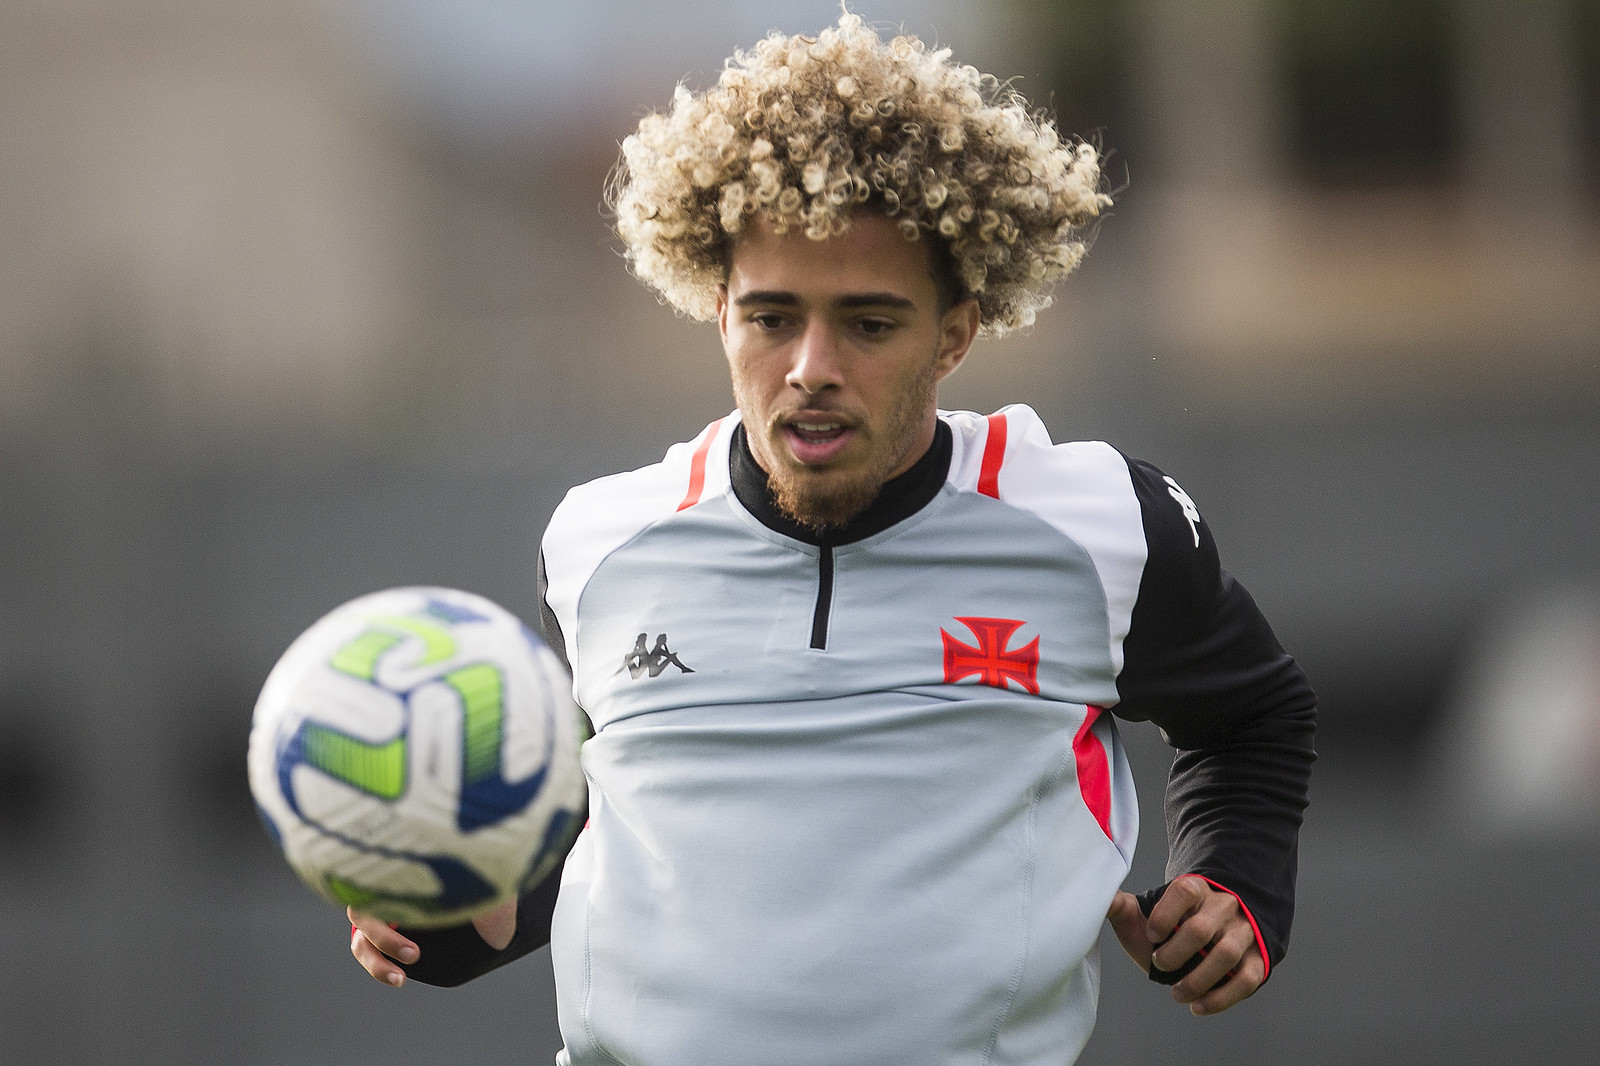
[1196,876,1271,983]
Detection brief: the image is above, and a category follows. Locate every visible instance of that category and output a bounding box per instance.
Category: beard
[767,458,887,532]
[739,360,938,533]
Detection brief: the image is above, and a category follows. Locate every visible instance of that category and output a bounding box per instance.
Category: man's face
[717,213,980,530]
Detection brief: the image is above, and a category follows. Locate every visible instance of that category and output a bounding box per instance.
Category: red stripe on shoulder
[977,412,1008,498]
[676,418,724,511]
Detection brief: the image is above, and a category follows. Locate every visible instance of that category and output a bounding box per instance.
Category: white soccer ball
[247,586,586,928]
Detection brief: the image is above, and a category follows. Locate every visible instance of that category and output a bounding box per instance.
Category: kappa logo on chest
[624,633,694,679]
[940,616,1040,694]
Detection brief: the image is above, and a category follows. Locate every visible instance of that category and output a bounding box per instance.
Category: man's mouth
[790,420,845,443]
[780,418,855,465]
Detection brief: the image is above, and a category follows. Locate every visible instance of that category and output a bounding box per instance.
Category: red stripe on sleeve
[676,418,724,511]
[1198,876,1272,982]
[1074,705,1114,841]
[977,412,1007,498]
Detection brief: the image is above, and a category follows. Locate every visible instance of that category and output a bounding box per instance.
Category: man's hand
[348,900,518,988]
[1105,875,1265,1016]
[349,908,417,988]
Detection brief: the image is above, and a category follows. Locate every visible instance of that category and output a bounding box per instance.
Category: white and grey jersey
[533,405,1315,1066]
[398,405,1316,1066]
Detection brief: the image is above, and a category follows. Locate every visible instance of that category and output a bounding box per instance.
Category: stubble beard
[739,362,938,534]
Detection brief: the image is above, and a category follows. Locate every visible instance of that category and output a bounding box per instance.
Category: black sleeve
[398,862,565,987]
[398,549,586,987]
[1111,456,1317,976]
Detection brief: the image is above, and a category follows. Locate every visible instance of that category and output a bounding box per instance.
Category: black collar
[729,419,953,546]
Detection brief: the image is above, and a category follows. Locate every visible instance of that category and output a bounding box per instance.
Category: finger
[1150,882,1236,974]
[471,899,518,951]
[1150,924,1211,975]
[1185,947,1265,1016]
[1105,891,1152,973]
[1170,919,1253,1003]
[1144,874,1209,947]
[348,907,419,966]
[347,909,417,989]
[350,924,407,987]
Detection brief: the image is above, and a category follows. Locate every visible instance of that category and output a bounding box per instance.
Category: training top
[400,405,1316,1066]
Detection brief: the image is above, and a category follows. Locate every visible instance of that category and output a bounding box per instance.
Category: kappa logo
[1164,475,1201,547]
[941,617,1040,694]
[624,633,694,679]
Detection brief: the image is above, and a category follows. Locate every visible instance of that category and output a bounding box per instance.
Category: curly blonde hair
[608,11,1112,337]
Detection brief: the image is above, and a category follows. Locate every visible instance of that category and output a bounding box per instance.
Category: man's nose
[785,322,845,394]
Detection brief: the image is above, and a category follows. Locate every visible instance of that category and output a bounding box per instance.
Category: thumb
[1106,891,1152,974]
[471,898,518,951]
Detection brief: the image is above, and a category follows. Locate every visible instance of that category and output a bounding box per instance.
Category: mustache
[768,407,861,428]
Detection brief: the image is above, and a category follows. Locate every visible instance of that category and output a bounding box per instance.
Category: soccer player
[350,13,1315,1064]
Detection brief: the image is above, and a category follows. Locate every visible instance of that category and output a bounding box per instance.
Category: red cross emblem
[941,617,1040,694]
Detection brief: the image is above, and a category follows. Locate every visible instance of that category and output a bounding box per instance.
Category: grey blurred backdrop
[2,1,1598,1062]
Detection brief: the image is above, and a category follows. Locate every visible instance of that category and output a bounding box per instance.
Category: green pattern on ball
[373,615,458,666]
[329,614,458,682]
[326,873,447,913]
[302,725,407,799]
[329,629,405,681]
[443,663,505,786]
[326,874,385,910]
[310,614,470,799]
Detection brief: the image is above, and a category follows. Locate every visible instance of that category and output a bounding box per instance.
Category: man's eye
[751,313,787,330]
[856,318,896,337]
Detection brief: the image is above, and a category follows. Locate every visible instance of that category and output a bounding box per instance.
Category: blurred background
[1,0,1597,1061]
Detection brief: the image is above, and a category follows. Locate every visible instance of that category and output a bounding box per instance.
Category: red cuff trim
[1198,876,1270,982]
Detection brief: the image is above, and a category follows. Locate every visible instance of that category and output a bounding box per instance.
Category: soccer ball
[247,586,586,928]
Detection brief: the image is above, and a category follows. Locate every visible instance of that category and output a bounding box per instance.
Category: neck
[729,420,953,545]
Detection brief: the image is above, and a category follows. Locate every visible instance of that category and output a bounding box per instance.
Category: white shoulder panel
[939,407,989,487]
[541,412,739,675]
[942,404,1147,677]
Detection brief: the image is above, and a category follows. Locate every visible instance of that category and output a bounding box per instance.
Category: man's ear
[715,284,731,346]
[934,298,980,382]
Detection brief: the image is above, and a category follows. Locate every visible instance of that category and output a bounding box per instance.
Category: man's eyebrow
[733,290,800,307]
[732,290,918,311]
[837,292,917,311]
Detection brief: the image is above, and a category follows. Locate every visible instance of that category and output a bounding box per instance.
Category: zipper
[809,545,834,650]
